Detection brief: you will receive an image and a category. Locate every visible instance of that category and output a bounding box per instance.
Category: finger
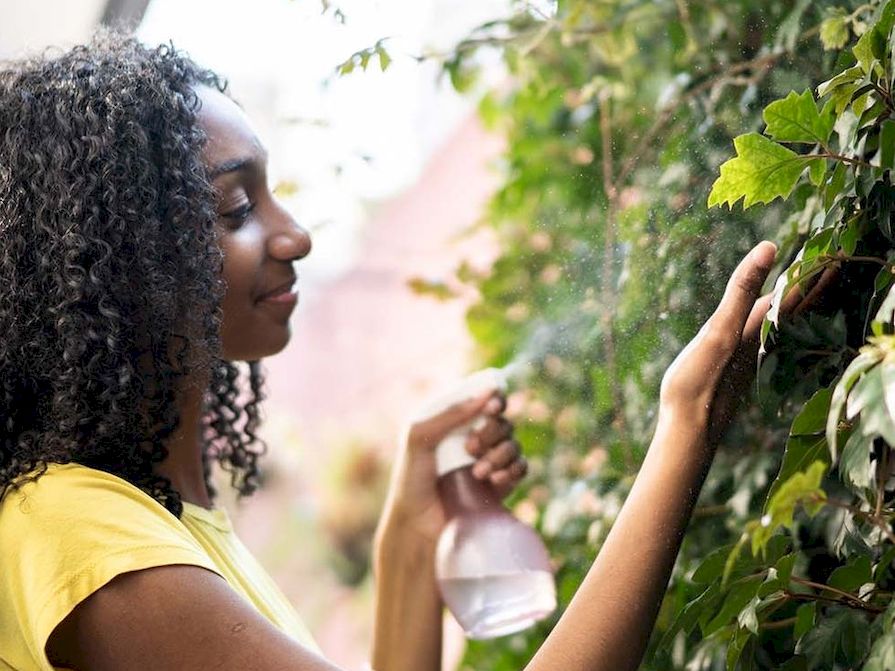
[708,241,777,348]
[490,457,528,497]
[411,390,494,450]
[741,293,773,344]
[483,391,506,416]
[467,416,513,457]
[472,439,521,479]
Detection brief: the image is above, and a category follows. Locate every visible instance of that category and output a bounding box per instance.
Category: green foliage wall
[426,0,895,668]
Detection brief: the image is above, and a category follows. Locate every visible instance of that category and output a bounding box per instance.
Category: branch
[598,91,625,436]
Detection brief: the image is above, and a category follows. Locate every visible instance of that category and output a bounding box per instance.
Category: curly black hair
[0,32,268,517]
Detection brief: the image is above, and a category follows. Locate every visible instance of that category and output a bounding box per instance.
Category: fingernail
[473,461,492,479]
[753,241,776,270]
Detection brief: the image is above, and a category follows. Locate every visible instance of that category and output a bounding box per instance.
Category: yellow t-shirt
[0,463,319,670]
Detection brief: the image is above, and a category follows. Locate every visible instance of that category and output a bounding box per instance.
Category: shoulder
[0,462,192,546]
[0,463,224,669]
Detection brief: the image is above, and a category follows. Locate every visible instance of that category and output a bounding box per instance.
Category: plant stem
[598,91,625,438]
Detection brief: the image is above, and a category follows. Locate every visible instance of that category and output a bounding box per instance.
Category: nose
[266,201,312,262]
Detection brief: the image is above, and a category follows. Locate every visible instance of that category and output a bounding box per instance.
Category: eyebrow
[208,156,254,180]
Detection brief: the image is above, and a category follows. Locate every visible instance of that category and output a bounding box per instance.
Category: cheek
[219,229,260,303]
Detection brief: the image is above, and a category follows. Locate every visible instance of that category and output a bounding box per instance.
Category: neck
[155,379,213,510]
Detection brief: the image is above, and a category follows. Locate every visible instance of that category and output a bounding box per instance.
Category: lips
[257,276,297,302]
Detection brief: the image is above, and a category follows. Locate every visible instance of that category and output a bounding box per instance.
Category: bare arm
[525,241,782,671]
[47,564,345,671]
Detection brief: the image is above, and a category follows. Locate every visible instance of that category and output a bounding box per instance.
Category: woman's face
[196,85,311,362]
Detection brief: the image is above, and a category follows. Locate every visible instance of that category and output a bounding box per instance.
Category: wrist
[374,518,437,567]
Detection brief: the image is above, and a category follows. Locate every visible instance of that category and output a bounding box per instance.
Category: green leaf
[708,133,819,209]
[875,546,895,582]
[763,90,835,145]
[824,161,849,210]
[377,46,392,71]
[882,120,895,171]
[795,607,868,669]
[703,574,763,635]
[809,158,827,186]
[840,217,862,256]
[839,424,873,490]
[765,388,833,507]
[792,387,834,435]
[827,555,872,592]
[692,543,734,584]
[737,595,762,635]
[827,352,884,459]
[338,58,355,75]
[817,65,863,99]
[754,461,827,556]
[820,15,849,51]
[854,24,886,75]
[657,583,722,651]
[727,624,754,670]
[864,601,895,671]
[794,602,816,639]
[848,363,885,420]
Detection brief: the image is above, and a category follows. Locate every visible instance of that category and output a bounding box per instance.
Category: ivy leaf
[827,555,872,592]
[703,574,763,636]
[766,388,833,506]
[763,90,835,145]
[692,543,734,584]
[839,423,873,490]
[864,601,895,671]
[795,607,869,670]
[753,461,827,556]
[792,387,833,435]
[794,602,816,639]
[727,624,755,670]
[708,133,820,209]
[657,583,722,651]
[881,120,895,170]
[827,351,883,460]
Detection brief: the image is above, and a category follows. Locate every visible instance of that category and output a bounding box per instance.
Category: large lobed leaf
[763,90,835,145]
[708,133,822,209]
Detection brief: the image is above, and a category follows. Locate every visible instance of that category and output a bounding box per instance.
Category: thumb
[709,241,777,347]
[407,391,494,452]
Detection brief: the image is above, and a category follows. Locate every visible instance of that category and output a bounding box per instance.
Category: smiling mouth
[257,277,297,303]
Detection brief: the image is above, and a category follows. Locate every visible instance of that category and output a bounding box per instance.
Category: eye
[221,201,255,227]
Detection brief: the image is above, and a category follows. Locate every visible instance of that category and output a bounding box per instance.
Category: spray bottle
[419,367,556,639]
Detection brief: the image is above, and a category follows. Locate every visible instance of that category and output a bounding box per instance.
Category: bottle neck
[437,466,504,518]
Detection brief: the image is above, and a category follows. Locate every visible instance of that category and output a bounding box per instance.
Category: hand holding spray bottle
[417,367,557,639]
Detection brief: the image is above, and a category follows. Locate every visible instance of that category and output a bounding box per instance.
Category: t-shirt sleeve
[0,464,221,670]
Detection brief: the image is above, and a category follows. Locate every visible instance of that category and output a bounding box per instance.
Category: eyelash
[222,202,255,226]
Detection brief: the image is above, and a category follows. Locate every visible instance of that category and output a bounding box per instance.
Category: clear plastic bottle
[422,368,557,640]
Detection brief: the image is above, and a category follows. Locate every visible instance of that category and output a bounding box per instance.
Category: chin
[222,325,292,362]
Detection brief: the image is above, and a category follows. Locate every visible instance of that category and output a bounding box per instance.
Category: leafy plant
[409,0,895,668]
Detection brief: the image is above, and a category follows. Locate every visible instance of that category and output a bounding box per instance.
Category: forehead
[195,85,265,168]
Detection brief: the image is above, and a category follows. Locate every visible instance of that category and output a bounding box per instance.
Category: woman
[0,33,799,671]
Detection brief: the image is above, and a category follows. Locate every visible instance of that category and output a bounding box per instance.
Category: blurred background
[0,0,512,668]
